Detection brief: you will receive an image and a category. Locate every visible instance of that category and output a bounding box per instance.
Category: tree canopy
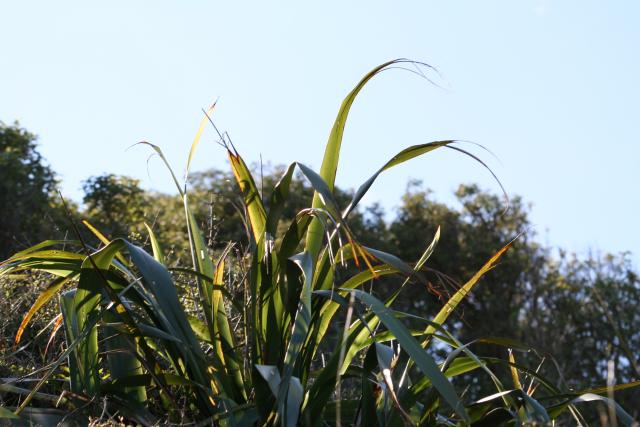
[0,122,67,259]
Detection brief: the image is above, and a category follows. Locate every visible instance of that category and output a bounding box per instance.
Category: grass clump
[1,60,638,426]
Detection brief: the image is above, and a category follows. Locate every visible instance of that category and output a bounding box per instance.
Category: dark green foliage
[82,174,149,240]
[389,182,639,407]
[0,122,67,259]
[524,252,640,412]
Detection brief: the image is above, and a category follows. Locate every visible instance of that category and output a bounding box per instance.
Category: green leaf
[0,406,19,419]
[15,274,76,346]
[67,240,128,396]
[256,364,282,398]
[266,163,296,235]
[303,289,381,422]
[82,219,129,266]
[135,141,184,196]
[228,149,267,242]
[103,311,147,405]
[5,407,71,425]
[286,376,304,427]
[344,141,454,217]
[60,289,91,395]
[168,267,243,314]
[442,357,483,378]
[2,249,85,265]
[295,163,343,221]
[549,393,636,426]
[521,393,550,424]
[185,103,217,186]
[256,365,304,427]
[0,240,80,266]
[422,239,514,349]
[277,252,314,424]
[475,389,550,424]
[363,247,415,276]
[314,264,397,351]
[571,394,634,426]
[348,289,469,423]
[414,226,440,271]
[578,379,640,396]
[144,222,165,265]
[106,321,183,344]
[306,59,416,259]
[184,201,245,401]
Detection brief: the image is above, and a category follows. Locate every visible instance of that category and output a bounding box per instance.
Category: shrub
[1,60,638,426]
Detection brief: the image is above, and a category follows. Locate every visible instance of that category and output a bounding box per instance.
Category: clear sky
[2,1,639,263]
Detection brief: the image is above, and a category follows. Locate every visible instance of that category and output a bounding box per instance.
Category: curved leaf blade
[349,289,469,423]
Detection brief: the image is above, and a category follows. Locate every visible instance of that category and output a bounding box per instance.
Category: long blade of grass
[474,389,550,424]
[228,149,267,242]
[302,292,380,422]
[349,289,469,423]
[2,250,85,266]
[69,240,130,396]
[375,343,416,426]
[103,310,147,404]
[276,252,314,423]
[59,289,82,394]
[184,199,245,401]
[0,407,19,419]
[344,141,454,217]
[135,142,184,197]
[266,163,296,235]
[185,103,217,186]
[14,274,77,346]
[144,222,166,265]
[0,240,80,265]
[547,389,640,424]
[313,264,398,351]
[295,163,343,221]
[422,238,515,349]
[295,162,372,270]
[306,59,417,259]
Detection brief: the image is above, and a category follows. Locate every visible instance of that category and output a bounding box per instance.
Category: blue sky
[2,1,639,262]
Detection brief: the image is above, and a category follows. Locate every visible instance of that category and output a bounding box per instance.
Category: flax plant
[1,60,638,426]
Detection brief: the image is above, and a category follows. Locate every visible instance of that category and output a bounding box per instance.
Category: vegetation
[82,174,150,241]
[1,60,639,425]
[0,122,69,259]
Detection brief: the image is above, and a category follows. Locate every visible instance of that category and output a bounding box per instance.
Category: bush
[1,60,638,426]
